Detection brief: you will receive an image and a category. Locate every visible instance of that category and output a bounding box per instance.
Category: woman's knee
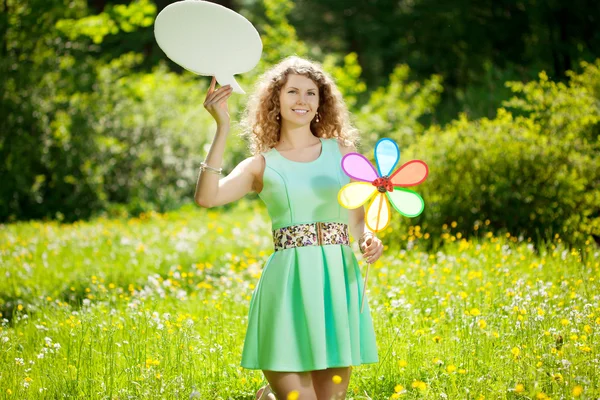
[262,370,318,400]
[310,366,352,400]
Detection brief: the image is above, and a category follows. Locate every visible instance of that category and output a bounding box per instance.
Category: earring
[276,114,280,120]
[316,111,320,123]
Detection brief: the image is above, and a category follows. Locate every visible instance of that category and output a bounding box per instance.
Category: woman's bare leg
[310,366,352,400]
[262,370,318,400]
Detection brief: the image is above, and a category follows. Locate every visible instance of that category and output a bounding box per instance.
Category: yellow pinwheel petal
[338,182,377,209]
[365,193,391,232]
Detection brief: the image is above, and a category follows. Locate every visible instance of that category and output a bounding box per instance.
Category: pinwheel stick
[360,260,371,314]
[360,231,377,314]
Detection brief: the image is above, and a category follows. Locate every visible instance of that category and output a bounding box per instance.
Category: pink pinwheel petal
[338,182,378,209]
[365,193,391,232]
[341,153,379,182]
[389,160,429,187]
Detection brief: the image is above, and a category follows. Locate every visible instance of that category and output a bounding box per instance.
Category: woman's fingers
[205,85,232,104]
[204,76,216,102]
[208,76,216,94]
[206,87,232,106]
[364,241,383,259]
[365,248,381,263]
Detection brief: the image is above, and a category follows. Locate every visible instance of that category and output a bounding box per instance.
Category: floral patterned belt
[272,222,350,252]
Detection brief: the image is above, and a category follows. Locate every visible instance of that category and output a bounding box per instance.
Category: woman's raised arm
[195,155,261,208]
[194,76,260,208]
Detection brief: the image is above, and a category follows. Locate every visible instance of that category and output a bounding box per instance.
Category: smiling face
[278,73,320,126]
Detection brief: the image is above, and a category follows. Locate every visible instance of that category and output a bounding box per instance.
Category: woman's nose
[297,95,311,103]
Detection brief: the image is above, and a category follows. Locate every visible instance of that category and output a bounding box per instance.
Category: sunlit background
[1,0,599,398]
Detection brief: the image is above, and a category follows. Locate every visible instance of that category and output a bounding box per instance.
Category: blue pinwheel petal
[374,138,400,178]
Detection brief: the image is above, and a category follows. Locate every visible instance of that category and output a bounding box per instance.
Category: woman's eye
[308,92,316,96]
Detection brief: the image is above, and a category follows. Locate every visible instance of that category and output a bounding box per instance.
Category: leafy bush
[390,62,600,249]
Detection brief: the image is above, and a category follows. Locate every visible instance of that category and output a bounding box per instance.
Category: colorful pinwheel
[337,137,429,312]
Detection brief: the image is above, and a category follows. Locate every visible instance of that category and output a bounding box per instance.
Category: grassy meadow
[0,199,598,399]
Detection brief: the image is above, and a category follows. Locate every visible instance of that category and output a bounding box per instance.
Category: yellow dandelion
[515,383,525,394]
[458,368,467,374]
[470,308,481,316]
[561,319,570,326]
[394,384,404,393]
[536,392,549,400]
[572,385,583,397]
[411,380,427,390]
[446,364,457,373]
[332,375,342,384]
[397,359,408,368]
[391,394,401,399]
[433,336,442,343]
[478,319,487,329]
[17,304,23,311]
[583,325,592,334]
[287,390,300,400]
[511,347,521,357]
[551,373,563,383]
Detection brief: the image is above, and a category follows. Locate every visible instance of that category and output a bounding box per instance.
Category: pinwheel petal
[375,138,400,177]
[341,153,379,182]
[386,188,425,217]
[338,182,378,209]
[389,160,429,187]
[365,193,391,232]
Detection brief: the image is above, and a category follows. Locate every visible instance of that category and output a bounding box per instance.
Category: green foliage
[0,0,92,221]
[355,64,443,150]
[258,0,307,66]
[504,66,600,143]
[322,52,367,109]
[288,0,600,123]
[2,0,599,251]
[55,0,155,44]
[391,62,600,249]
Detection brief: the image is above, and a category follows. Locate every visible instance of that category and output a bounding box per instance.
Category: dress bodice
[259,137,351,230]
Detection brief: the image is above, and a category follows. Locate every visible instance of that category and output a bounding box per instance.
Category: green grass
[0,199,598,399]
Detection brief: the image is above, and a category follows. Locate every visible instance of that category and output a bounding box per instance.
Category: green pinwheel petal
[386,188,425,217]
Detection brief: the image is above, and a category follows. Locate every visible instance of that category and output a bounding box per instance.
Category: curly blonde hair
[240,56,360,155]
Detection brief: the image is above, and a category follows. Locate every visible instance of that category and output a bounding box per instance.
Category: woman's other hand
[360,234,383,264]
[203,76,233,127]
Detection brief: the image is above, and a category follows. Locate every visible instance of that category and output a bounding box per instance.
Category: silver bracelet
[199,161,222,175]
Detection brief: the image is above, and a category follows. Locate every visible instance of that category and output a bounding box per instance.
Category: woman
[195,56,383,400]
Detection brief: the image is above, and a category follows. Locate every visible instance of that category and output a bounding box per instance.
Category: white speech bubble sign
[154,0,262,94]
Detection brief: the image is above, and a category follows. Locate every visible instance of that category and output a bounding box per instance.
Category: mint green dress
[240,137,379,372]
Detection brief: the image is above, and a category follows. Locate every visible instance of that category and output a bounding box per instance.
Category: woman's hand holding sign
[203,76,232,127]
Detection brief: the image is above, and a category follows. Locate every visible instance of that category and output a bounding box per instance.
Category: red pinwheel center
[372,176,393,193]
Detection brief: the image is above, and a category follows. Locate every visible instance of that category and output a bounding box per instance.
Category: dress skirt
[240,243,379,372]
